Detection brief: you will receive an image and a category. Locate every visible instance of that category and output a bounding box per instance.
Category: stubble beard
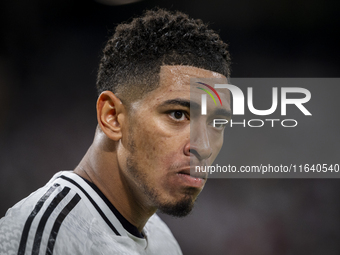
[126,139,195,218]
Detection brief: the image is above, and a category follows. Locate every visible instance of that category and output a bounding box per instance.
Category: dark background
[1,0,339,254]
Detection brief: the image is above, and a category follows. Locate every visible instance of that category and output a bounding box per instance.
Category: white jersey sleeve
[0,171,182,255]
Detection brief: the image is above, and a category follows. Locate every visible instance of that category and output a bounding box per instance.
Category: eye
[169,111,187,121]
[208,120,228,130]
[214,123,226,129]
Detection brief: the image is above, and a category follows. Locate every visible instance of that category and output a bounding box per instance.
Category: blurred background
[1,0,339,254]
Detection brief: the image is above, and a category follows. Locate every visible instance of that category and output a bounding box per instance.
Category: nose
[184,124,212,161]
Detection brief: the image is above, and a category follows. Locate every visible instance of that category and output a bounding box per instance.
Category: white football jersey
[0,171,182,255]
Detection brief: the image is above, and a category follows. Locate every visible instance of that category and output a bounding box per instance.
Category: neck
[74,128,156,232]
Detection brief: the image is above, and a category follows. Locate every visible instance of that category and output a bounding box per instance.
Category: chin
[158,195,195,217]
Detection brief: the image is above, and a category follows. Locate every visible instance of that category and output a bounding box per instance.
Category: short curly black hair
[96,8,231,104]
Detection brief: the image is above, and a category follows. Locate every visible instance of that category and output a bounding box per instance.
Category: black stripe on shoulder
[18,183,60,255]
[31,187,70,255]
[58,175,121,236]
[46,193,81,255]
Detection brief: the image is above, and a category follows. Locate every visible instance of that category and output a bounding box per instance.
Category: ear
[96,91,125,141]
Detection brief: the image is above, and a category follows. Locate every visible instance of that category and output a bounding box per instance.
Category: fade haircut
[96,8,231,105]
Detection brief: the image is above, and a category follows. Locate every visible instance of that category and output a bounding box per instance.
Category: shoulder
[0,171,183,255]
[0,171,94,254]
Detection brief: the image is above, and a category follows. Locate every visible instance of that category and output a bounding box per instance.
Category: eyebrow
[213,108,232,119]
[160,99,201,110]
[160,98,231,118]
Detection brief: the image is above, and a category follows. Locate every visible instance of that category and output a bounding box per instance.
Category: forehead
[159,65,226,92]
[132,65,230,110]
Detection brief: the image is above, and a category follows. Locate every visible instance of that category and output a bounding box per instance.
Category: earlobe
[97,91,125,141]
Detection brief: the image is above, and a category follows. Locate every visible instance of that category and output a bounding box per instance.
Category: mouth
[178,167,207,180]
[176,167,207,188]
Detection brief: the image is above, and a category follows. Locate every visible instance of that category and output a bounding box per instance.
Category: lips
[176,167,207,189]
[178,167,207,180]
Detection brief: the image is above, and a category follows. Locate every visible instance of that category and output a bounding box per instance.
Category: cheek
[209,133,224,163]
[134,127,184,169]
[134,126,169,162]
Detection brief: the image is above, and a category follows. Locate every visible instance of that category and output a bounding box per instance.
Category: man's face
[117,65,231,217]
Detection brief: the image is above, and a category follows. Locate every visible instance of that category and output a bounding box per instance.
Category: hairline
[116,64,227,107]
